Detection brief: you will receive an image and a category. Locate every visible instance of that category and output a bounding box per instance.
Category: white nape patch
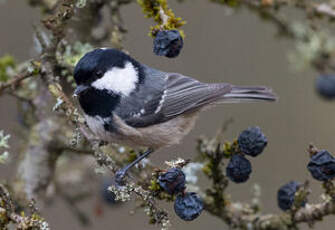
[100,47,108,50]
[92,62,139,96]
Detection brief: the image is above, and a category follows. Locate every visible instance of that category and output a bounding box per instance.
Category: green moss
[223,139,239,156]
[31,213,46,223]
[202,161,213,176]
[148,178,175,202]
[0,55,15,82]
[149,179,161,191]
[30,61,41,75]
[127,151,138,163]
[137,0,186,38]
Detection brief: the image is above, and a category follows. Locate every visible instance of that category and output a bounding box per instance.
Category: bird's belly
[84,114,144,148]
[84,115,113,142]
[84,113,199,149]
[136,112,199,149]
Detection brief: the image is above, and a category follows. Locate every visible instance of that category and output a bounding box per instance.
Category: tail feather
[222,85,277,102]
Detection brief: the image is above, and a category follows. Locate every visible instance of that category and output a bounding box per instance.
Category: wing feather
[160,73,231,117]
[119,72,231,127]
[117,70,277,129]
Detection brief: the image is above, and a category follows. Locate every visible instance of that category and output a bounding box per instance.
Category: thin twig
[0,71,35,95]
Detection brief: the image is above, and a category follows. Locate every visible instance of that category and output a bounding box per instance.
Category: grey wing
[159,73,232,117]
[121,72,231,127]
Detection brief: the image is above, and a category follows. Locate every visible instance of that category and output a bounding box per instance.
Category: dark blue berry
[226,154,252,183]
[153,30,183,58]
[158,168,186,194]
[307,150,335,181]
[101,179,116,205]
[238,126,267,157]
[174,192,203,221]
[277,181,305,211]
[316,75,335,100]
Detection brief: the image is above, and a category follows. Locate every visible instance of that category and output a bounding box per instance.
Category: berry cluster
[153,30,183,58]
[226,127,267,183]
[158,168,203,221]
[277,181,306,211]
[276,149,335,211]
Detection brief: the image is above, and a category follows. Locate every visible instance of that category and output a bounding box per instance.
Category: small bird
[73,48,277,184]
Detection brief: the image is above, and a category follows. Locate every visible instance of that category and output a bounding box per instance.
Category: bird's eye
[95,70,103,78]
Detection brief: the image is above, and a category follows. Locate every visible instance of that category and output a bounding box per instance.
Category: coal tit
[73,48,277,184]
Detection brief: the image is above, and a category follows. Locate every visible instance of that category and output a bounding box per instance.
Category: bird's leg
[114,148,154,186]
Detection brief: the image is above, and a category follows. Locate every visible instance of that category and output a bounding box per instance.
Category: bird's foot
[114,169,127,187]
[112,148,154,187]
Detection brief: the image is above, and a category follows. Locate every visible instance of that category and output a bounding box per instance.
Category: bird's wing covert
[159,73,232,117]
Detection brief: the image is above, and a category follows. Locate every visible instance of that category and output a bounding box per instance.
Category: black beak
[73,85,89,97]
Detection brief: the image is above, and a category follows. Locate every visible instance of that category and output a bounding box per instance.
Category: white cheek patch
[92,62,139,96]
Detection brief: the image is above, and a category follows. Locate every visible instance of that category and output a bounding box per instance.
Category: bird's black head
[73,48,144,96]
[73,48,145,118]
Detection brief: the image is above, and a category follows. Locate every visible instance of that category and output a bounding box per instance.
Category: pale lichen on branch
[0,130,10,164]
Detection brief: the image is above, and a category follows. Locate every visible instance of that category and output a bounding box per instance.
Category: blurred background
[1,0,335,229]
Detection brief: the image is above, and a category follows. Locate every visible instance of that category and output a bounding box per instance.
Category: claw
[114,169,127,186]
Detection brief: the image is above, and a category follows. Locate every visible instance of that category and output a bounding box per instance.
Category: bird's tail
[220,85,277,103]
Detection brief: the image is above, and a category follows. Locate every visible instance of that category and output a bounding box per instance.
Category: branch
[316,3,335,18]
[0,69,37,95]
[0,184,50,229]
